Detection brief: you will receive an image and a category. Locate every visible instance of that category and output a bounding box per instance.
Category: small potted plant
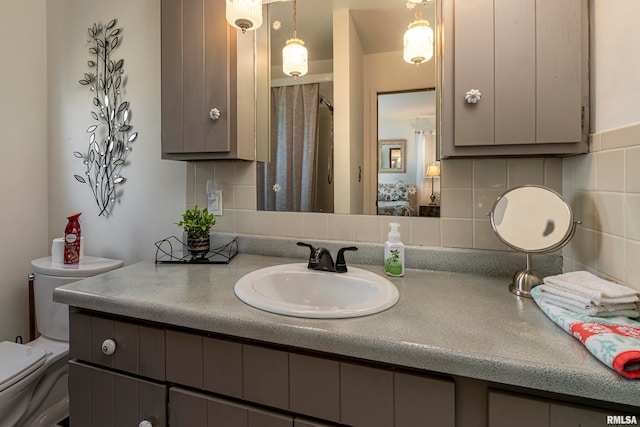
[176,205,216,258]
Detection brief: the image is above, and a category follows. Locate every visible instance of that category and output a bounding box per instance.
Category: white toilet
[0,256,122,427]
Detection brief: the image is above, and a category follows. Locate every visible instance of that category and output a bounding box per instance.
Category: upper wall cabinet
[440,0,589,158]
[161,0,254,161]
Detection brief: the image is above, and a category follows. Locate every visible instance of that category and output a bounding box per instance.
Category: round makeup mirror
[490,185,579,298]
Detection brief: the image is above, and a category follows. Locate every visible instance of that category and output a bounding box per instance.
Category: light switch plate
[208,190,223,216]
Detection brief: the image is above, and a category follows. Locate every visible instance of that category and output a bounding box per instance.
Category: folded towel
[543,271,639,304]
[536,285,640,318]
[531,286,640,378]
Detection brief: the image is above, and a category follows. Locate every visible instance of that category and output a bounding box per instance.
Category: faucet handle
[336,246,358,273]
[297,242,317,268]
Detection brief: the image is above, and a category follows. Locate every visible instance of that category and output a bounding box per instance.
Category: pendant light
[403,1,434,65]
[282,0,308,78]
[226,0,263,33]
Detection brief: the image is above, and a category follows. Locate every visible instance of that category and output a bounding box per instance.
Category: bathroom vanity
[55,254,640,427]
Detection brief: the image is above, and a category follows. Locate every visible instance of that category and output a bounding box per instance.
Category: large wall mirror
[256,0,438,216]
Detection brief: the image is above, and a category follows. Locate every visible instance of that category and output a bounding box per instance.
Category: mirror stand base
[509,269,543,299]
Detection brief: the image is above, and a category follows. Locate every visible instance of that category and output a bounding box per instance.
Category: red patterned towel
[532,287,640,378]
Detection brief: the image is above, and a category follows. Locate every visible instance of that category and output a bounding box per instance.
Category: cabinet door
[161,0,244,160]
[170,387,294,427]
[488,390,549,427]
[243,344,290,410]
[340,362,394,427]
[550,402,631,427]
[394,372,455,427]
[289,353,340,422]
[69,361,166,427]
[441,0,588,157]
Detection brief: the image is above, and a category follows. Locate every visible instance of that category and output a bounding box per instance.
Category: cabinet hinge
[581,106,585,128]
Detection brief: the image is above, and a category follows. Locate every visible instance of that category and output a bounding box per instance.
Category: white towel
[537,286,640,318]
[543,271,639,304]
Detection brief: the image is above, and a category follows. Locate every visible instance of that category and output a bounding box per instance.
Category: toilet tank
[31,256,124,341]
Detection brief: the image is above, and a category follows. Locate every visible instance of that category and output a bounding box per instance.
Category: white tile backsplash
[595,192,624,237]
[507,158,544,188]
[302,213,329,240]
[626,240,640,289]
[474,158,507,188]
[626,194,640,242]
[187,154,569,253]
[441,218,473,248]
[409,217,441,246]
[563,122,640,290]
[626,146,640,193]
[596,149,625,192]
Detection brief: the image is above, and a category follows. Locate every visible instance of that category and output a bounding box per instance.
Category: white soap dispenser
[384,222,405,277]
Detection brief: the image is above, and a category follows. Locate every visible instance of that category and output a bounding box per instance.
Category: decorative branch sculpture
[74,19,137,216]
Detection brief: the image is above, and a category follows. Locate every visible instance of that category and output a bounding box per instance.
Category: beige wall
[0,0,48,341]
[333,9,364,214]
[562,0,640,290]
[47,0,186,264]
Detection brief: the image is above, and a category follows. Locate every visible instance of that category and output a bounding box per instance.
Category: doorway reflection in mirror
[377,90,438,217]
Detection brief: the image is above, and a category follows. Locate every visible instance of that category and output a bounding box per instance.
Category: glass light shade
[403,19,434,65]
[226,0,263,33]
[425,163,441,178]
[282,38,308,78]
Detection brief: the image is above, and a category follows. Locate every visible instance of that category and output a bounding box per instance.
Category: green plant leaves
[175,205,217,239]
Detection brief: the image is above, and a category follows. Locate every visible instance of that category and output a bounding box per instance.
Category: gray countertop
[53,253,640,408]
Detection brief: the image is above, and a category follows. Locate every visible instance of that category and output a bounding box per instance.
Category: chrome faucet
[297,242,358,273]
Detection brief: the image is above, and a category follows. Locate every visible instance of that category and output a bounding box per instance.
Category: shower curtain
[258,83,320,212]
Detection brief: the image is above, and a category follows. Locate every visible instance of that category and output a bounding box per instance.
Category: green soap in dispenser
[384,222,404,277]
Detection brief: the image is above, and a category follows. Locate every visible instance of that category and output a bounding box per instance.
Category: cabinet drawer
[294,419,335,427]
[489,389,636,427]
[69,311,165,380]
[69,360,167,427]
[489,390,550,427]
[170,387,294,427]
[166,330,243,397]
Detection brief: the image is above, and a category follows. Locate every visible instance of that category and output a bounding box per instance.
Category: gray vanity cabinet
[161,0,252,160]
[67,309,639,426]
[68,310,456,426]
[440,0,589,158]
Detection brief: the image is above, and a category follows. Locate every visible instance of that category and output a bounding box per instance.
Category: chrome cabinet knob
[101,339,116,355]
[138,420,153,427]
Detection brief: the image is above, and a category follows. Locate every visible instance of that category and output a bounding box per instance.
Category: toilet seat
[0,341,47,393]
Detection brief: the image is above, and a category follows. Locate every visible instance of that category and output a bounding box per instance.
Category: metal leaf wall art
[74,19,137,216]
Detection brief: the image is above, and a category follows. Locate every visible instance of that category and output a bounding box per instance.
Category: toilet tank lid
[31,256,124,276]
[0,341,47,392]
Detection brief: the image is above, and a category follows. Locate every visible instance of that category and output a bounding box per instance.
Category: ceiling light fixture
[282,0,308,78]
[403,1,434,65]
[226,0,263,33]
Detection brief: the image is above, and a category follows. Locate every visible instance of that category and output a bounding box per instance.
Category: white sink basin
[234,263,399,318]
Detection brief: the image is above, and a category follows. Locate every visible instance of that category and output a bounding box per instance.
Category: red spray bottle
[64,213,82,265]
